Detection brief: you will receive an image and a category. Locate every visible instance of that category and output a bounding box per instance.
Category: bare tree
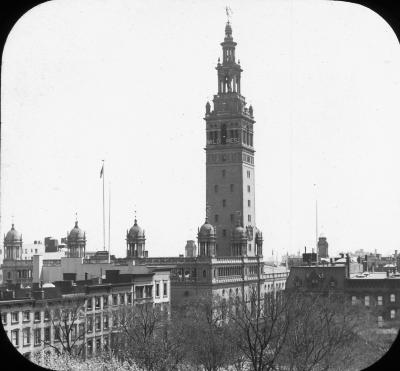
[42,294,87,356]
[280,293,363,371]
[179,294,234,371]
[114,303,186,371]
[228,288,290,371]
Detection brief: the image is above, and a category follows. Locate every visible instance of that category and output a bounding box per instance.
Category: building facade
[0,268,171,360]
[286,260,400,331]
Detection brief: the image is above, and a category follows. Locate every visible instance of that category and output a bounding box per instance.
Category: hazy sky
[2,0,400,260]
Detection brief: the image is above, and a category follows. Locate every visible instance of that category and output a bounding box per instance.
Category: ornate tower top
[204,21,254,122]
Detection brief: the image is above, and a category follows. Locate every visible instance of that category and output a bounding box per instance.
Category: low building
[286,256,400,329]
[21,241,45,260]
[263,265,289,294]
[0,267,171,360]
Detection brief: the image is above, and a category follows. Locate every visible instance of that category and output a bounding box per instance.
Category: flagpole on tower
[314,183,319,262]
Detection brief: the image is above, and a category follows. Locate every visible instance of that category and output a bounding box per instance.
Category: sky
[2,0,400,260]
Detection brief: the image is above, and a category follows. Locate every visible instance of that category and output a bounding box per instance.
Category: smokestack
[304,246,306,253]
[345,253,350,278]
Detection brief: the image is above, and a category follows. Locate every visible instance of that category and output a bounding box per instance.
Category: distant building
[185,240,197,258]
[21,241,45,260]
[317,235,329,259]
[361,252,397,273]
[44,237,58,253]
[286,255,400,329]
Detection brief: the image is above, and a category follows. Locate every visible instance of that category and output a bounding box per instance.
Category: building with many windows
[286,257,400,330]
[0,266,170,360]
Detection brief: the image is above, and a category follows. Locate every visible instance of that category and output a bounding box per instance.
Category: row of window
[85,286,163,311]
[218,266,242,277]
[87,293,133,310]
[23,248,38,254]
[8,327,52,348]
[6,312,119,348]
[206,129,253,146]
[155,281,168,298]
[214,212,252,224]
[352,293,397,306]
[1,310,51,326]
[265,282,285,291]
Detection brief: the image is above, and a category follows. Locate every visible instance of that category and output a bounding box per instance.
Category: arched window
[203,270,207,278]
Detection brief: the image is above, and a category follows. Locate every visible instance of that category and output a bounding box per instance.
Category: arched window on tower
[221,124,227,144]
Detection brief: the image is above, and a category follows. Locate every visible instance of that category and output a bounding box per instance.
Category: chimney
[304,246,307,253]
[345,253,350,278]
[85,272,88,281]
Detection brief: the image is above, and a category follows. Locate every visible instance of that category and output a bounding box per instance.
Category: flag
[226,6,233,21]
[100,164,104,178]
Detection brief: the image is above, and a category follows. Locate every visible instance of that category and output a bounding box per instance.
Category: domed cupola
[128,219,145,239]
[199,217,216,238]
[233,225,247,240]
[255,228,263,257]
[66,220,86,258]
[5,224,22,242]
[4,223,22,260]
[126,218,146,258]
[68,221,85,241]
[231,217,248,256]
[197,217,216,257]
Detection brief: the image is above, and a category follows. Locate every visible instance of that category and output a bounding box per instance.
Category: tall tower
[204,22,260,257]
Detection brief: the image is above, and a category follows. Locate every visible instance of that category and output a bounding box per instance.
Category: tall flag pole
[314,183,319,261]
[108,182,111,263]
[100,160,105,251]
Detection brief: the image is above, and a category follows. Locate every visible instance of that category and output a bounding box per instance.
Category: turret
[197,217,216,257]
[66,221,86,258]
[4,224,23,260]
[126,218,147,258]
